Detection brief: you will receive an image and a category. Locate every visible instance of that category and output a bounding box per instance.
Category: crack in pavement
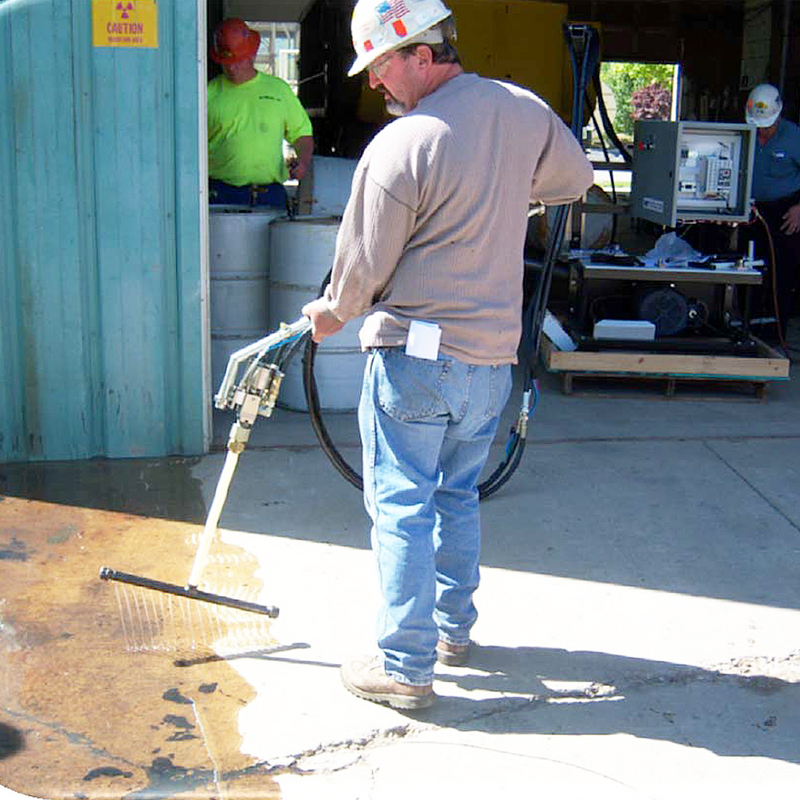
[703,439,800,534]
[274,651,800,776]
[1,704,140,769]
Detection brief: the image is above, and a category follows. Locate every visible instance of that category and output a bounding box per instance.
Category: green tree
[600,62,675,137]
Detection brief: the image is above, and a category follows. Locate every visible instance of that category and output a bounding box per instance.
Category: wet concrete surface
[0,458,207,525]
[0,496,283,799]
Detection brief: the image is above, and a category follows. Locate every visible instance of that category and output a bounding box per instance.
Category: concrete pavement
[1,323,800,799]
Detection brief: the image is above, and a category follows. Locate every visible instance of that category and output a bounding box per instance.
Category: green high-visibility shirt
[207,72,312,186]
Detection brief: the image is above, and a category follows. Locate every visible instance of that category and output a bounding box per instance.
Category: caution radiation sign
[93,0,158,48]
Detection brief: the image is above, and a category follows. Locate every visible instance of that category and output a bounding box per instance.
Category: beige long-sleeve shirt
[324,72,594,364]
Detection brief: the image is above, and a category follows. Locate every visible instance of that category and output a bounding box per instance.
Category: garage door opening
[592,60,681,197]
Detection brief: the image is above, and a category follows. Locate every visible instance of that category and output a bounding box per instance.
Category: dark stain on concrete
[162,715,194,731]
[0,722,24,760]
[125,756,213,798]
[162,688,192,705]
[0,537,27,561]
[166,732,200,742]
[83,766,134,781]
[47,524,79,544]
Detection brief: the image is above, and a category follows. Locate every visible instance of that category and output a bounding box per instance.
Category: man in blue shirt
[744,83,800,339]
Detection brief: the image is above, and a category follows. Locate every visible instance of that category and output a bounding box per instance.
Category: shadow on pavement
[427,645,800,765]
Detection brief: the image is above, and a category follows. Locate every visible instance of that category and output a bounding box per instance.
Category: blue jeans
[208,178,288,209]
[358,348,512,685]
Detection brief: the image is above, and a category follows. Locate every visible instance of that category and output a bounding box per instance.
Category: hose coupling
[227,420,252,453]
[516,390,532,439]
[258,366,284,418]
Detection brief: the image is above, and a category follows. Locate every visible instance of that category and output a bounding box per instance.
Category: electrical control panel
[629,121,756,227]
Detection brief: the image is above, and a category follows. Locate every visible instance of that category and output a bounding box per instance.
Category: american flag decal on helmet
[377,0,409,24]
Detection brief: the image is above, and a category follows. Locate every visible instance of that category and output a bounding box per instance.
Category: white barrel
[269,217,367,412]
[209,208,285,393]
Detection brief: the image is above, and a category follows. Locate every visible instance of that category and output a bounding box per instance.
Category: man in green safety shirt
[207,18,314,208]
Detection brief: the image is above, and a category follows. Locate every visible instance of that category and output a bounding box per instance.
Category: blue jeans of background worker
[358,347,513,687]
[209,178,288,209]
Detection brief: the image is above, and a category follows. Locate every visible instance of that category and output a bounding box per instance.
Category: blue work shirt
[751,118,800,202]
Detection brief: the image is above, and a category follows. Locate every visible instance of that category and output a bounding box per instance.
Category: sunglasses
[368,50,398,78]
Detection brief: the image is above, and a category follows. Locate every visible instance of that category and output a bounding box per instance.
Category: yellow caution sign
[93,0,158,49]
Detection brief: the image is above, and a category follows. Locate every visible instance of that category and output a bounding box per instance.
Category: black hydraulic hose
[478,205,569,500]
[591,109,619,244]
[752,206,789,355]
[592,110,617,201]
[592,70,632,163]
[474,26,602,496]
[300,276,529,498]
[302,310,363,490]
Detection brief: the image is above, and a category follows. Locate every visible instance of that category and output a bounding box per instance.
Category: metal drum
[209,207,285,394]
[268,217,366,412]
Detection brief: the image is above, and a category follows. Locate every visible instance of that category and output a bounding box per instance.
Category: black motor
[637,287,689,336]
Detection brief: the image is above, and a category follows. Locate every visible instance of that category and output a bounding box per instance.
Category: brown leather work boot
[436,639,471,666]
[340,655,435,710]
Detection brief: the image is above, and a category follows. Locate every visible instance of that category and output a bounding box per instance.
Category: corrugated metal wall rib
[0,8,25,460]
[174,0,211,455]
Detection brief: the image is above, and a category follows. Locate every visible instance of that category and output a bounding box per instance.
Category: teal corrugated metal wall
[0,0,208,462]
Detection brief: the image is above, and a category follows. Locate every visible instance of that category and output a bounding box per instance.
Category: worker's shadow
[427,645,800,765]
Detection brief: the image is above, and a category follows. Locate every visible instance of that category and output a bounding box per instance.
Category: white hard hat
[348,0,453,77]
[745,83,782,127]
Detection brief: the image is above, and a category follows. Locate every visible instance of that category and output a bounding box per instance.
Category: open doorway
[250,22,301,91]
[592,60,681,196]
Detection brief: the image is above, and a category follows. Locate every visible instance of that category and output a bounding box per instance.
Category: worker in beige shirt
[303,0,593,710]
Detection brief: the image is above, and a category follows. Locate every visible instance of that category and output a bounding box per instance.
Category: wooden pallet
[541,334,790,399]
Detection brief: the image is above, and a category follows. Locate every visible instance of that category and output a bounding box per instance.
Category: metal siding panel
[0,0,206,462]
[157,3,181,453]
[93,45,162,455]
[2,1,95,460]
[72,0,105,456]
[38,5,94,459]
[0,11,26,460]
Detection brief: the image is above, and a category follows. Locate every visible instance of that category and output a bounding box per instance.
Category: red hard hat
[210,18,260,65]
